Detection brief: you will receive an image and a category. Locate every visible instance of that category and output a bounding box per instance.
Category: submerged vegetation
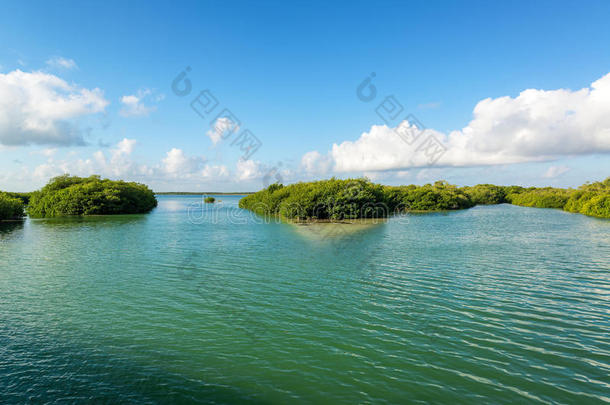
[26,175,157,218]
[239,177,610,220]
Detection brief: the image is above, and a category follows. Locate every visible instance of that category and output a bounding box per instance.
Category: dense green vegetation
[204,197,216,203]
[239,178,474,220]
[0,192,25,221]
[27,175,157,218]
[462,184,508,205]
[505,188,571,209]
[562,178,610,218]
[2,192,32,205]
[239,177,610,220]
[384,181,474,211]
[240,179,386,220]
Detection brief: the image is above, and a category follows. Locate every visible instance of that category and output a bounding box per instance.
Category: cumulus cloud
[119,89,159,117]
[236,159,263,181]
[301,150,333,175]
[23,136,237,186]
[0,69,108,146]
[46,57,78,70]
[5,138,240,191]
[206,117,239,145]
[305,72,610,173]
[201,164,229,179]
[543,165,570,178]
[161,148,206,177]
[30,138,150,181]
[115,138,136,155]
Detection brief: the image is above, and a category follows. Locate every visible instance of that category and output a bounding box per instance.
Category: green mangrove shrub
[0,193,25,220]
[239,178,388,220]
[564,178,610,218]
[461,184,507,205]
[239,178,474,220]
[506,188,571,209]
[239,177,610,219]
[27,175,158,218]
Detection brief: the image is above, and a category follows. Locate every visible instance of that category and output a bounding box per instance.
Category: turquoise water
[1,195,609,403]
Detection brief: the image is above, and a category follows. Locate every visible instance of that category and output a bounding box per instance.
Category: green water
[1,195,609,403]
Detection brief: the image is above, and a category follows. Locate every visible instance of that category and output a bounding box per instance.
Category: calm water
[1,195,609,404]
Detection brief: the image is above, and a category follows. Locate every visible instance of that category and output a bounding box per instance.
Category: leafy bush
[564,178,610,218]
[391,181,473,211]
[461,184,507,205]
[506,188,571,209]
[501,178,610,218]
[240,178,388,220]
[27,175,157,218]
[240,178,473,220]
[0,193,25,220]
[239,177,610,220]
[579,194,610,218]
[3,192,32,205]
[204,197,216,203]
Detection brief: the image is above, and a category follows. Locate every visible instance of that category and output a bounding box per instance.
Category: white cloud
[3,138,249,191]
[201,164,229,179]
[305,72,610,173]
[236,159,262,181]
[0,69,108,146]
[115,138,136,155]
[46,57,78,70]
[106,138,140,176]
[161,148,206,177]
[543,165,570,178]
[206,117,239,145]
[31,138,145,181]
[301,150,333,175]
[119,89,157,117]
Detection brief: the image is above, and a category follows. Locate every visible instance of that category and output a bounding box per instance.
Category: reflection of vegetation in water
[30,214,148,229]
[0,220,24,236]
[239,177,610,220]
[290,218,387,241]
[26,175,158,218]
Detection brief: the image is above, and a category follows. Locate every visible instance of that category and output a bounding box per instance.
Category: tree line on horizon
[238,177,610,220]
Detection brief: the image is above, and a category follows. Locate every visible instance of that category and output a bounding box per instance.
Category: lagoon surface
[1,195,609,403]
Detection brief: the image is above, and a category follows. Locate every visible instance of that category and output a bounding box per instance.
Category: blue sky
[1,0,609,191]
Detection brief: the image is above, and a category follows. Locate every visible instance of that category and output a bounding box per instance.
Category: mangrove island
[239,177,610,220]
[19,175,158,218]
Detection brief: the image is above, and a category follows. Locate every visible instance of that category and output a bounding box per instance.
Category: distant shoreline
[155,192,254,195]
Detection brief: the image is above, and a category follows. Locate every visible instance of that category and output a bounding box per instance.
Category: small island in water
[239,177,610,220]
[0,175,157,220]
